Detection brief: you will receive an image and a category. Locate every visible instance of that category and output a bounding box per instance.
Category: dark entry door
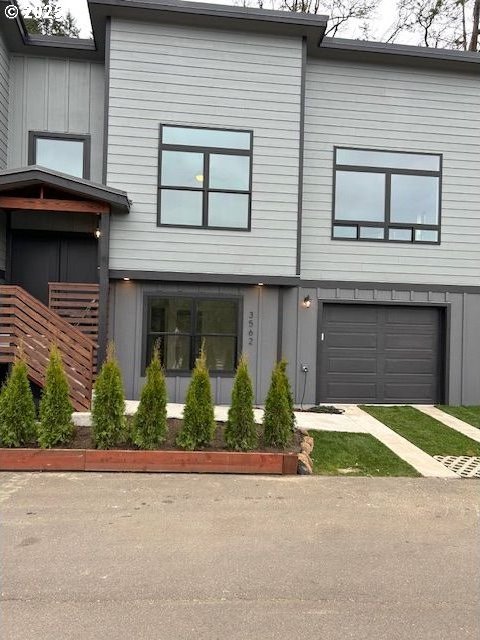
[11,233,98,305]
[318,304,444,404]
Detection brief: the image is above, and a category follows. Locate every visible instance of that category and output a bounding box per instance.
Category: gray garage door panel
[319,304,443,404]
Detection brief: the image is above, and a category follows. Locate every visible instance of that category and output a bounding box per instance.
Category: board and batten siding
[0,210,5,274]
[107,19,302,276]
[301,58,480,286]
[8,56,105,182]
[110,280,279,404]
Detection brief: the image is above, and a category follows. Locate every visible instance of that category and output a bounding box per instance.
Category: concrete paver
[0,473,478,640]
[415,405,480,444]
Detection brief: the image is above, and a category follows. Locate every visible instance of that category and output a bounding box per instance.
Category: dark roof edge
[0,0,100,60]
[88,0,328,57]
[0,165,130,213]
[316,36,480,72]
[89,0,328,27]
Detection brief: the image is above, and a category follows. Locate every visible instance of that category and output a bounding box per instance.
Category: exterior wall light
[302,295,311,309]
[94,227,101,239]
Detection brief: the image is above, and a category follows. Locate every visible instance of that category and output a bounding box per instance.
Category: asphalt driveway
[1,473,479,639]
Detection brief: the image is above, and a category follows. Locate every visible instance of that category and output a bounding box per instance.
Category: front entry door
[11,233,98,305]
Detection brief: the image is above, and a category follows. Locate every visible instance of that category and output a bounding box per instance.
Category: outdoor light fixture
[94,226,101,239]
[258,282,264,286]
[302,295,311,309]
[123,277,130,281]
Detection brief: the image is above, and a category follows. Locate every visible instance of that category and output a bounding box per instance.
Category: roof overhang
[0,166,131,214]
[0,0,100,60]
[0,0,477,75]
[316,37,480,73]
[88,0,328,57]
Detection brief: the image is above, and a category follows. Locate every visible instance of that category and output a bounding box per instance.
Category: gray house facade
[0,0,479,407]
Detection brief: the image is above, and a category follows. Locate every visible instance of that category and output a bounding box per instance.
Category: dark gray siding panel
[319,304,443,403]
[110,281,279,404]
[457,293,480,404]
[302,285,480,406]
[0,210,5,273]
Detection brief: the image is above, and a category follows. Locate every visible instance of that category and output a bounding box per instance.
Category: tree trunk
[469,0,480,51]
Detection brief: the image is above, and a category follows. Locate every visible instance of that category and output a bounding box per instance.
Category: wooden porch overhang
[0,166,130,215]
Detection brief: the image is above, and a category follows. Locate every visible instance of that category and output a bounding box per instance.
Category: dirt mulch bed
[26,419,301,454]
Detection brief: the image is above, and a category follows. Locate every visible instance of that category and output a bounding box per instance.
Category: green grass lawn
[437,405,480,430]
[309,431,419,477]
[361,405,480,457]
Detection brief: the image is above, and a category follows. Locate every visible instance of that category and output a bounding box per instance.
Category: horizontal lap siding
[107,20,302,275]
[0,32,8,271]
[8,56,105,182]
[302,59,480,286]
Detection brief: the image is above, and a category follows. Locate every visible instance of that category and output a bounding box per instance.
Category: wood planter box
[0,448,299,475]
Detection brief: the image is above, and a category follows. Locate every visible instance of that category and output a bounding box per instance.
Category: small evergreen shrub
[225,354,257,451]
[177,347,216,450]
[278,359,296,432]
[133,346,167,449]
[38,345,74,448]
[92,343,126,449]
[263,362,292,448]
[0,357,36,447]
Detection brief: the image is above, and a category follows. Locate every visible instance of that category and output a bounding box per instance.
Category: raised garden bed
[0,419,300,475]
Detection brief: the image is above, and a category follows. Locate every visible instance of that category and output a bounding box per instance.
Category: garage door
[319,304,444,404]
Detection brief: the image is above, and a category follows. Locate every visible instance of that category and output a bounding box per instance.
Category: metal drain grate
[434,456,480,478]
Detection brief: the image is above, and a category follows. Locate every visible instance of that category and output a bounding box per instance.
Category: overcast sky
[18,0,400,41]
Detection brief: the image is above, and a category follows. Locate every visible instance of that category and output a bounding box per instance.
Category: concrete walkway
[74,402,458,479]
[302,405,457,479]
[414,405,480,444]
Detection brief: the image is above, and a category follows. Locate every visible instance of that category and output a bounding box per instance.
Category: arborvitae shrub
[263,362,292,448]
[177,347,216,450]
[133,346,167,449]
[278,359,296,433]
[0,357,36,447]
[38,345,74,448]
[92,343,126,449]
[225,354,257,451]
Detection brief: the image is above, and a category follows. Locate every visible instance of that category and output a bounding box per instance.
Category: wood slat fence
[48,282,99,371]
[0,285,95,411]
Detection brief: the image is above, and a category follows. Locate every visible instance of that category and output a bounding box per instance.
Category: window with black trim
[332,147,442,244]
[29,132,90,179]
[145,297,239,373]
[158,125,253,230]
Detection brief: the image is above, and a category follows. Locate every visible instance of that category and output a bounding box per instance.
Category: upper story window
[145,296,240,374]
[332,147,442,244]
[158,125,253,231]
[29,132,90,179]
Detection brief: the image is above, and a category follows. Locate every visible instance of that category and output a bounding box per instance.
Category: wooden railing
[48,282,100,371]
[0,285,95,411]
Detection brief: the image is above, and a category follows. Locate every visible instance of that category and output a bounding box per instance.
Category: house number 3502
[248,311,255,346]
